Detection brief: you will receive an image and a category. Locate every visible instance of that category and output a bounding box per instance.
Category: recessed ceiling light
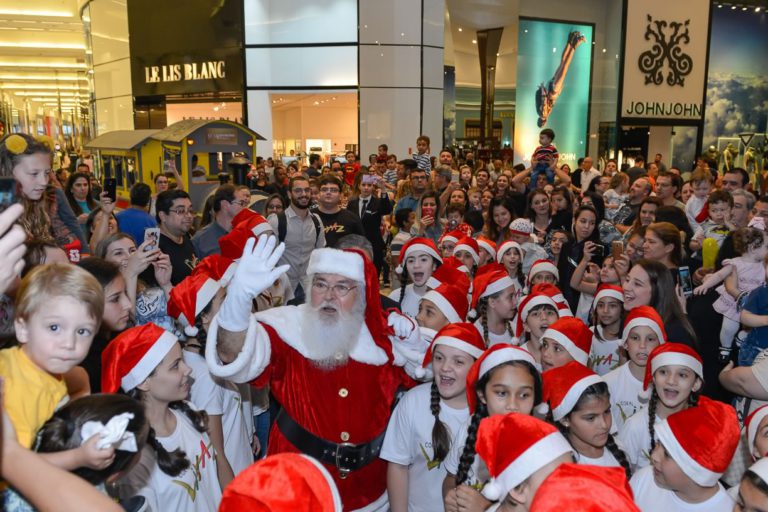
[458,27,462,32]
[472,39,477,44]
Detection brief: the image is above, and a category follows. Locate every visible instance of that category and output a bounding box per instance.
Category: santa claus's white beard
[301,300,364,370]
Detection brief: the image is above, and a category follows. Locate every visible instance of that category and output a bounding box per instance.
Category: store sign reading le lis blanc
[144,61,226,84]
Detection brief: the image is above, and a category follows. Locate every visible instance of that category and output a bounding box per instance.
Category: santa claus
[206,236,426,511]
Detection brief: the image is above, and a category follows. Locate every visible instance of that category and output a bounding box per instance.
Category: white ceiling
[0,0,89,110]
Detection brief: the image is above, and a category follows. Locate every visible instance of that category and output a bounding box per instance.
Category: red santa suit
[207,248,424,511]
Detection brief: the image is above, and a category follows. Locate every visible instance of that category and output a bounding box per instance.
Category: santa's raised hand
[218,236,289,332]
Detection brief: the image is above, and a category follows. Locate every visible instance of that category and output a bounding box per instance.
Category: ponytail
[146,427,190,476]
[478,298,489,346]
[605,434,632,480]
[170,400,208,434]
[429,381,450,463]
[455,403,487,485]
[398,267,409,308]
[648,388,658,454]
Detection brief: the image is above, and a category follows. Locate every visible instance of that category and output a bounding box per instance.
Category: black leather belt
[276,409,385,478]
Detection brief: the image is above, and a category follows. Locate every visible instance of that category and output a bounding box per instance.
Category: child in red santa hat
[444,344,542,511]
[496,240,525,302]
[541,362,631,478]
[734,457,768,511]
[471,412,574,511]
[539,316,593,372]
[168,270,256,478]
[381,323,485,512]
[103,323,224,511]
[476,237,497,268]
[470,264,519,347]
[453,236,481,279]
[602,306,667,433]
[619,343,703,473]
[587,284,625,376]
[514,284,564,369]
[529,464,639,512]
[629,396,740,511]
[219,453,342,512]
[390,237,442,317]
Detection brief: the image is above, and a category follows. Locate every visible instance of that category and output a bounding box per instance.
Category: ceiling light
[0,74,87,81]
[0,84,87,90]
[458,27,462,32]
[0,42,85,50]
[0,61,87,69]
[471,39,477,44]
[731,5,737,9]
[0,9,73,17]
[743,6,748,10]
[757,7,762,12]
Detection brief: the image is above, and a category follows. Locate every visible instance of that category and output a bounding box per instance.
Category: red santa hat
[101,323,178,393]
[167,272,222,337]
[592,284,624,308]
[496,240,525,264]
[438,229,464,248]
[476,237,497,260]
[515,288,560,337]
[529,464,639,512]
[421,283,469,323]
[308,248,395,362]
[469,263,515,318]
[426,259,471,293]
[395,237,442,274]
[219,453,342,512]
[453,236,480,265]
[526,259,559,287]
[219,211,273,259]
[465,344,538,413]
[192,254,237,287]
[622,305,667,345]
[476,413,573,501]
[654,396,740,486]
[540,361,603,421]
[746,405,768,459]
[640,342,703,400]
[748,458,768,487]
[416,322,485,379]
[540,317,593,366]
[532,282,573,317]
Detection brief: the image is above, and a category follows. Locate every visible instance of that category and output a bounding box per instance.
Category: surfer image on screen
[536,31,587,127]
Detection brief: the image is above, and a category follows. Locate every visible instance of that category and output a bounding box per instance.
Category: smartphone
[362,174,377,185]
[143,227,160,252]
[678,266,693,297]
[421,205,435,218]
[104,178,117,202]
[451,172,460,183]
[611,240,624,260]
[0,177,18,215]
[592,244,605,258]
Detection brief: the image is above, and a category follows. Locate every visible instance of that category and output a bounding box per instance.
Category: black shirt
[315,209,364,248]
[159,232,195,285]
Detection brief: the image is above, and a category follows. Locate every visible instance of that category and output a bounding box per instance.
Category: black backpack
[276,211,321,243]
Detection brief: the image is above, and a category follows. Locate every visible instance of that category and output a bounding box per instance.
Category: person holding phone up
[410,192,442,246]
[557,205,604,311]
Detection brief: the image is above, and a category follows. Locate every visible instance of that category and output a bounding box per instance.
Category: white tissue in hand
[81,412,138,452]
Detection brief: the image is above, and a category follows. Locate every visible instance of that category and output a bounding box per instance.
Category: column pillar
[359,0,445,159]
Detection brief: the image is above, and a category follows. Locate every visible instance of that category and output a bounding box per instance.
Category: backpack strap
[277,211,287,243]
[309,213,321,242]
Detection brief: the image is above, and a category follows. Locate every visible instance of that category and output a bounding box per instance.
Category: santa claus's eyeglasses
[312,280,357,297]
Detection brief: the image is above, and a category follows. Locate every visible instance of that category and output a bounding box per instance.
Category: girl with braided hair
[618,343,703,473]
[381,323,484,512]
[388,237,442,317]
[470,263,519,347]
[542,361,632,479]
[442,344,542,512]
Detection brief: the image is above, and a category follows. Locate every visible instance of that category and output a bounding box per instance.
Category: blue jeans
[739,336,766,367]
[254,410,270,459]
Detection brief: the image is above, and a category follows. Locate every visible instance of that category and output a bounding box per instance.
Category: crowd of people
[2,129,768,511]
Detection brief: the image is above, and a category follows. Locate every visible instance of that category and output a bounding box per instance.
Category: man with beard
[267,176,325,304]
[206,236,426,511]
[156,189,196,285]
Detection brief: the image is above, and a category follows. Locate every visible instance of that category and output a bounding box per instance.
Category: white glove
[218,236,289,332]
[388,311,416,340]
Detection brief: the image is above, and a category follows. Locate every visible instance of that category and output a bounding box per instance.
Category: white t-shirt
[473,318,517,347]
[117,407,222,511]
[389,284,423,318]
[630,465,734,512]
[381,382,469,512]
[576,448,621,468]
[604,362,645,433]
[588,326,623,376]
[618,405,656,471]
[444,417,491,490]
[184,352,253,475]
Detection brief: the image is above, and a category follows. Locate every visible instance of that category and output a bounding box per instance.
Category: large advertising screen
[514,18,593,170]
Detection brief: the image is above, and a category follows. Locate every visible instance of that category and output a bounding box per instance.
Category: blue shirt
[115,207,157,245]
[192,221,228,258]
[745,285,768,348]
[395,195,420,213]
